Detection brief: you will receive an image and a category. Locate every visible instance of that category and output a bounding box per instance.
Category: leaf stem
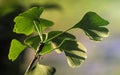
[43,33,48,43]
[33,21,43,42]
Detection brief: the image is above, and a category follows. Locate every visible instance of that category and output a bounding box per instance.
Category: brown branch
[24,43,45,74]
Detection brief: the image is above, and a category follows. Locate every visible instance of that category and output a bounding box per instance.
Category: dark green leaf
[48,31,76,45]
[47,31,87,67]
[40,43,53,55]
[73,12,109,41]
[8,39,26,61]
[24,35,53,55]
[60,40,87,67]
[83,27,109,41]
[24,35,40,50]
[47,31,76,52]
[25,63,56,75]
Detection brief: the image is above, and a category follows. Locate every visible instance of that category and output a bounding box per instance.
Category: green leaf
[73,12,109,41]
[24,35,40,50]
[39,18,54,31]
[84,27,109,41]
[40,43,53,55]
[47,31,76,52]
[60,40,87,67]
[25,35,53,55]
[48,31,76,45]
[13,7,54,35]
[8,39,26,61]
[47,31,87,67]
[25,63,56,75]
[13,7,44,35]
[19,7,44,19]
[13,16,35,35]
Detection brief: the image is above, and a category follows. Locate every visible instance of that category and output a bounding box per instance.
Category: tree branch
[24,43,45,74]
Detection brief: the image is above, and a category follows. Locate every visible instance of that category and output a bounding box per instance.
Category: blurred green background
[0,0,120,75]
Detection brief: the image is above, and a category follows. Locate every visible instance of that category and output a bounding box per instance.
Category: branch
[24,43,45,74]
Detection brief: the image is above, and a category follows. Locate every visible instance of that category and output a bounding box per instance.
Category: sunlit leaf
[60,40,87,67]
[25,63,56,75]
[73,12,109,41]
[8,39,26,61]
[13,16,35,35]
[84,27,109,41]
[47,31,87,67]
[47,31,76,52]
[39,18,54,31]
[13,7,54,36]
[13,7,44,35]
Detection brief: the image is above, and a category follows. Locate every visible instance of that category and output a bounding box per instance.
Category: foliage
[8,7,109,75]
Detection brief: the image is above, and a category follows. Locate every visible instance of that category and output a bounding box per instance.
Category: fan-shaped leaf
[24,35,53,55]
[47,31,87,67]
[13,7,44,35]
[73,12,109,41]
[39,18,54,31]
[13,7,54,36]
[24,35,40,50]
[8,39,26,61]
[47,31,76,52]
[60,40,87,67]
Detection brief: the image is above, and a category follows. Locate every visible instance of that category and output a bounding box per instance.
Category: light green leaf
[25,63,56,75]
[19,7,44,19]
[8,39,26,61]
[73,12,109,41]
[13,16,34,35]
[60,40,87,68]
[39,18,54,31]
[13,7,44,35]
[13,7,53,36]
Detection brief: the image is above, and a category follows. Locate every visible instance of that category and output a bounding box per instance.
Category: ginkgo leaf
[39,18,54,31]
[24,35,53,55]
[73,12,109,41]
[25,63,56,75]
[40,43,53,55]
[60,40,87,67]
[24,35,40,50]
[48,31,76,46]
[8,39,26,61]
[13,16,35,35]
[13,7,43,35]
[47,31,87,67]
[13,7,54,36]
[47,31,76,52]
[84,27,109,41]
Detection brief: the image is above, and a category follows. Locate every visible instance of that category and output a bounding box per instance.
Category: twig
[24,43,45,75]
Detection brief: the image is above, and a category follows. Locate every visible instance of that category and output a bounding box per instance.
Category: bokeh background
[0,0,120,75]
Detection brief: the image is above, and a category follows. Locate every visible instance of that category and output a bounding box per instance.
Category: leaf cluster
[8,7,109,75]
